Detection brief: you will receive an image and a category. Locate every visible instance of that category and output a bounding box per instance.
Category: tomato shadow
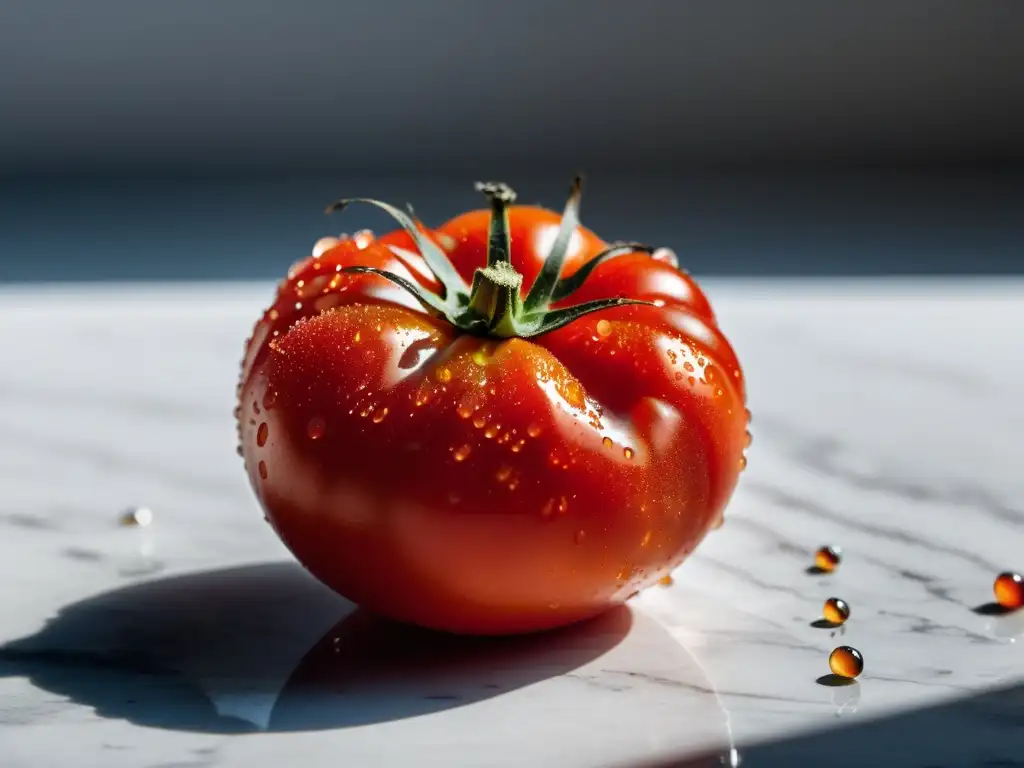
[0,562,631,733]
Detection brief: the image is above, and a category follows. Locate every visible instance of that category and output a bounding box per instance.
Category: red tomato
[237,179,749,635]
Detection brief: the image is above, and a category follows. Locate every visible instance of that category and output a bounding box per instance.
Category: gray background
[1,1,1022,279]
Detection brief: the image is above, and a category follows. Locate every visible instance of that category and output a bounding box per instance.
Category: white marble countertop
[0,279,1022,768]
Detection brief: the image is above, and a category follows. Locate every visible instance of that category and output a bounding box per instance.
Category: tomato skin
[238,205,748,635]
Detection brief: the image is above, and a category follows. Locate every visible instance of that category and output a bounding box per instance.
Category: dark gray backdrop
[1,1,1022,279]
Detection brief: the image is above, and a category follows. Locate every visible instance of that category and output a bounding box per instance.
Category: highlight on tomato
[237,177,750,635]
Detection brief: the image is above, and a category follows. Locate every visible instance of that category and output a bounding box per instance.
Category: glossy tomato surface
[237,202,749,634]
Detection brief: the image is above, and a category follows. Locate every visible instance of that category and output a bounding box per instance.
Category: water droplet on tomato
[527,423,542,438]
[641,530,652,547]
[739,455,747,470]
[484,423,502,439]
[563,380,586,410]
[263,390,278,410]
[687,376,696,386]
[312,236,341,258]
[511,439,526,453]
[675,372,683,381]
[745,407,752,423]
[541,498,557,519]
[456,399,474,419]
[454,444,472,462]
[596,319,612,336]
[602,436,613,449]
[659,575,674,587]
[258,461,268,479]
[353,229,374,249]
[252,400,260,415]
[574,530,586,545]
[683,361,694,372]
[497,432,511,444]
[436,367,453,383]
[623,447,635,460]
[307,416,325,440]
[744,430,753,448]
[472,414,488,429]
[256,422,269,447]
[372,407,389,423]
[557,496,569,514]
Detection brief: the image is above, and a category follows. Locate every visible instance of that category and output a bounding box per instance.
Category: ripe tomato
[237,179,749,635]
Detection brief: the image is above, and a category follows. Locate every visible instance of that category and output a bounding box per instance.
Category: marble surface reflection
[0,279,1021,767]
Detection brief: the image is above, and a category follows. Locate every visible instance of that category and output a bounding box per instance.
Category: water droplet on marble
[119,507,154,527]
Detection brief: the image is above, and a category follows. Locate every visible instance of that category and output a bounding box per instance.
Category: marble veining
[0,279,1022,767]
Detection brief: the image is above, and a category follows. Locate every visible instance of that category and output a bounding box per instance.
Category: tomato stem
[325,178,657,339]
[475,182,516,268]
[466,261,525,337]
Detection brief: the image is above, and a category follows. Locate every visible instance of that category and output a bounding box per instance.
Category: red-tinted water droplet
[307,416,326,440]
[256,422,269,447]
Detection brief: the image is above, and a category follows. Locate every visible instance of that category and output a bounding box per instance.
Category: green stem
[463,261,525,337]
[475,182,516,267]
